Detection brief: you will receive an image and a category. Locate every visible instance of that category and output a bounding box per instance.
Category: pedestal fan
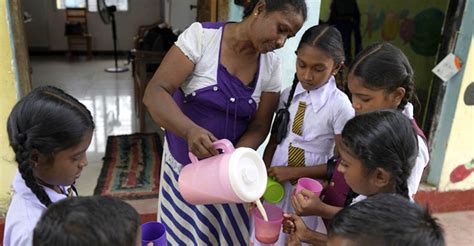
[98,0,129,73]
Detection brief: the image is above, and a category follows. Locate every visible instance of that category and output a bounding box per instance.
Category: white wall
[23,0,163,51]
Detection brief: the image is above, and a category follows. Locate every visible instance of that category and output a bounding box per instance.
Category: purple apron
[165,22,260,165]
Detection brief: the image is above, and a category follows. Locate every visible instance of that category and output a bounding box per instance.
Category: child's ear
[373,167,391,189]
[332,62,344,76]
[30,149,40,168]
[392,87,406,105]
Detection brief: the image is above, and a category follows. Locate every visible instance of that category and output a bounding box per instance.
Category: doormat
[94,133,162,200]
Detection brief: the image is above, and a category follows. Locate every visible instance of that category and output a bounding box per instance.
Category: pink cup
[253,204,283,244]
[295,177,323,197]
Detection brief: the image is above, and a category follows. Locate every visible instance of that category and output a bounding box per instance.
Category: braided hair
[7,86,94,207]
[341,110,418,198]
[243,0,307,21]
[348,42,419,110]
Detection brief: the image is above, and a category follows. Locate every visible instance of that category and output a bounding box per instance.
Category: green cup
[263,177,284,203]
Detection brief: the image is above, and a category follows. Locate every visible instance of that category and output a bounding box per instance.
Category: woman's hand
[268,166,298,183]
[185,126,219,159]
[291,188,325,216]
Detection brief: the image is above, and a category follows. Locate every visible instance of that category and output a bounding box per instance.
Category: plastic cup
[263,177,285,203]
[295,177,323,197]
[141,221,167,246]
[253,204,283,244]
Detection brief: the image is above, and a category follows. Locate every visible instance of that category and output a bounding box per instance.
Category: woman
[143,0,307,244]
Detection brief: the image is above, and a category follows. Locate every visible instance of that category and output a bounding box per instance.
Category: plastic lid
[228,147,267,203]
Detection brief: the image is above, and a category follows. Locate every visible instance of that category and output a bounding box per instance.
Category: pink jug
[178,139,267,205]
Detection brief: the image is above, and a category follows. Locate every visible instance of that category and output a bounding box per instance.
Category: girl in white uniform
[252,25,354,245]
[3,86,94,246]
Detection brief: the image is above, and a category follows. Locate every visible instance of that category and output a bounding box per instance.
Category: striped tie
[288,101,306,184]
[292,101,306,135]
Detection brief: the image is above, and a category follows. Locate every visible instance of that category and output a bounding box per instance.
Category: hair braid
[394,161,410,199]
[15,135,52,207]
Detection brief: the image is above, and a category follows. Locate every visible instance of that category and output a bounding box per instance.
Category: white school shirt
[352,102,430,204]
[252,77,354,245]
[175,22,282,103]
[3,172,72,246]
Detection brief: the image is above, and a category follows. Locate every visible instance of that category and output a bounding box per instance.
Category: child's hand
[282,213,310,243]
[291,188,325,216]
[286,234,302,246]
[268,166,297,183]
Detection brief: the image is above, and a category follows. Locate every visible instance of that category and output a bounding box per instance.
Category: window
[56,0,128,11]
[88,0,129,12]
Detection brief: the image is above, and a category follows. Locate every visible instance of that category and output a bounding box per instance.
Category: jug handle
[188,139,235,164]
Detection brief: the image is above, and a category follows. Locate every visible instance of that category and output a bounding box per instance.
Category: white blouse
[175,22,282,105]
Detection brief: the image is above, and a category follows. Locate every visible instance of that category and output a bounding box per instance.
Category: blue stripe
[237,203,250,231]
[163,165,220,242]
[162,188,213,244]
[204,204,234,243]
[222,204,247,245]
[160,201,196,243]
[160,205,186,244]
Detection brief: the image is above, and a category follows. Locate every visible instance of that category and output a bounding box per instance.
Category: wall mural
[450,159,474,184]
[358,4,445,56]
[320,0,448,123]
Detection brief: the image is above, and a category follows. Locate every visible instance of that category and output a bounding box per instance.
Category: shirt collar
[12,171,69,208]
[293,76,337,112]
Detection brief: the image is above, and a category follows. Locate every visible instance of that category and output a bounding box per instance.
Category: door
[165,0,198,31]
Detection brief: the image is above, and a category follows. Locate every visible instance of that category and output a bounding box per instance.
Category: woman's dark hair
[328,193,445,246]
[243,0,307,21]
[348,42,418,110]
[7,86,94,207]
[341,110,418,198]
[33,196,140,246]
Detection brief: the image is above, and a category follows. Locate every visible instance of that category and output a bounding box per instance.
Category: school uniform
[3,172,75,246]
[157,22,281,245]
[251,77,354,245]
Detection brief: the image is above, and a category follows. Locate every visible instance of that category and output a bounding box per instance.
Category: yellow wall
[438,35,474,191]
[0,0,19,216]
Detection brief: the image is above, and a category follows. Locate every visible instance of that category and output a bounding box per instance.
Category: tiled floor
[29,55,474,245]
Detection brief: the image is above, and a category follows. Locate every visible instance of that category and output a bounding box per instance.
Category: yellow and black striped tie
[288,101,306,184]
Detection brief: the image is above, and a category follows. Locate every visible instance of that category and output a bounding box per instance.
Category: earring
[254,12,258,16]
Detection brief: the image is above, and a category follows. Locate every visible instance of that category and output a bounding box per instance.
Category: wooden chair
[65,8,92,59]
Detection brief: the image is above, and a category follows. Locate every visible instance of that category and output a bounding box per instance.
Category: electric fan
[98,0,129,73]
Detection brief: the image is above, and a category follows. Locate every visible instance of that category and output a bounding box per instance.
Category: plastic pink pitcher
[178,139,267,205]
[295,177,323,197]
[253,204,283,244]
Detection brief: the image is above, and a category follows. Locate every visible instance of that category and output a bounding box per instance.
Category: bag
[270,75,299,144]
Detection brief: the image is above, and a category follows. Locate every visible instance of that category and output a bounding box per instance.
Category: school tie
[288,101,306,184]
[291,101,306,136]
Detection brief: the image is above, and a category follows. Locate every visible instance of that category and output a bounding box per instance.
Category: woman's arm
[236,91,279,149]
[143,45,218,157]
